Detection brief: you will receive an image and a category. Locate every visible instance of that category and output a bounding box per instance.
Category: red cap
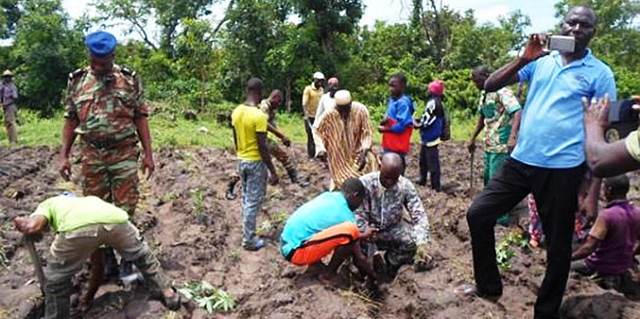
[428,80,444,96]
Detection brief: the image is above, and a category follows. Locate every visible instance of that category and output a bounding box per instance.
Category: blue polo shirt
[280,192,357,258]
[386,95,415,133]
[513,50,617,168]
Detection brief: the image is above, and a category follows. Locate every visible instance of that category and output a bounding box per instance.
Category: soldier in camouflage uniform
[225,90,305,200]
[57,31,154,309]
[356,153,432,278]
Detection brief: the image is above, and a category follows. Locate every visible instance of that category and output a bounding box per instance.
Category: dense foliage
[0,0,639,117]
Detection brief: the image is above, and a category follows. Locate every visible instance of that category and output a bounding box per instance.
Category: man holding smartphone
[465,5,617,319]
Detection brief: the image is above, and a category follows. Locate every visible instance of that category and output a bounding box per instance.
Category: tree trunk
[286,76,292,113]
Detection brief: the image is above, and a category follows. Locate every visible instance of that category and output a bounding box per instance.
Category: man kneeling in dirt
[356,153,432,279]
[280,178,378,286]
[14,193,181,319]
[570,174,640,298]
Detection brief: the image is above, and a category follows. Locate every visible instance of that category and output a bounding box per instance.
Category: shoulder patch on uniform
[68,68,86,80]
[121,66,136,77]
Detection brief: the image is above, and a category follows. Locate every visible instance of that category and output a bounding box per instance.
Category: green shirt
[31,196,129,233]
[477,87,522,153]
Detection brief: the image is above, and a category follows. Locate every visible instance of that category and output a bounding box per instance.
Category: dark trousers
[419,144,441,191]
[466,158,585,319]
[304,117,315,159]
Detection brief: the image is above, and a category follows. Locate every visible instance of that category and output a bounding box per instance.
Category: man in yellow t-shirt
[13,193,181,319]
[231,77,279,251]
[302,72,325,159]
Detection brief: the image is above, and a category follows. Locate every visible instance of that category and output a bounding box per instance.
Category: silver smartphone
[547,35,575,53]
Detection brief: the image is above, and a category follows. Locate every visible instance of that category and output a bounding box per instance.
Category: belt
[83,135,138,150]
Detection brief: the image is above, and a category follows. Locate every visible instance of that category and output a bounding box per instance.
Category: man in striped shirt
[316,90,378,190]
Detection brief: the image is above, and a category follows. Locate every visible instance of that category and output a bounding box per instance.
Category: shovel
[24,235,46,295]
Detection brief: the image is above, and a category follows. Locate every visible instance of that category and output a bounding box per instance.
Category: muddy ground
[1,142,640,319]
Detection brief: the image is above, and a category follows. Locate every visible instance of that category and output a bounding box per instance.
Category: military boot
[287,168,299,184]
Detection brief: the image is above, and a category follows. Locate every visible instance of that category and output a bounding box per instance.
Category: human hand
[58,156,72,181]
[414,244,435,272]
[14,216,43,236]
[521,34,549,63]
[316,151,327,162]
[378,126,389,133]
[142,154,155,180]
[357,151,367,171]
[582,94,611,131]
[380,115,389,126]
[467,141,476,154]
[281,136,291,147]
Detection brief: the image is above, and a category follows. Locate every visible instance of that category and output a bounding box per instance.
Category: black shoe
[103,248,120,280]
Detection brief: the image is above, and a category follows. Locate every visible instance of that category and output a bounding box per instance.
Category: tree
[93,0,157,49]
[0,0,21,39]
[291,0,364,74]
[11,0,85,115]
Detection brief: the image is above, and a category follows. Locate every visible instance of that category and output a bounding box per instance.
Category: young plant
[190,189,205,215]
[177,281,235,313]
[256,220,272,236]
[495,229,528,271]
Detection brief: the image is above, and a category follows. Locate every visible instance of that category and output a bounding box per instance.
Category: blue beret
[85,31,117,56]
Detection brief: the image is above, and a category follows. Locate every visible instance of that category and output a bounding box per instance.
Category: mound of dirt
[1,142,640,319]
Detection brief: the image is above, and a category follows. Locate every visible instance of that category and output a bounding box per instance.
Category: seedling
[177,281,235,313]
[272,211,289,224]
[190,189,205,215]
[495,229,529,271]
[256,220,272,236]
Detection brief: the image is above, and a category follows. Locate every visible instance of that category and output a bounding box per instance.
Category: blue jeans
[239,160,267,247]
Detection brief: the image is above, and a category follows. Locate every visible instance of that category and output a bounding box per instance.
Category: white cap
[313,72,325,80]
[334,90,351,106]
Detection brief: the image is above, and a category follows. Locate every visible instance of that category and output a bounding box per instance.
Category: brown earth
[1,142,640,319]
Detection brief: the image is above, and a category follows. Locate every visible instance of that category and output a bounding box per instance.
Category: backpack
[437,99,451,141]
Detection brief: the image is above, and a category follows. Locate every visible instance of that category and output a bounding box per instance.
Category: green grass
[0,107,477,148]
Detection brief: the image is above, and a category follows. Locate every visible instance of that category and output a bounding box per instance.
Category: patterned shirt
[0,81,18,106]
[65,65,150,144]
[317,102,377,189]
[355,172,430,245]
[259,99,277,127]
[477,87,521,153]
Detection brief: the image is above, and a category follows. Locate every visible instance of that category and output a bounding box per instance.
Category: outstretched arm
[485,34,547,92]
[572,236,600,261]
[583,96,640,177]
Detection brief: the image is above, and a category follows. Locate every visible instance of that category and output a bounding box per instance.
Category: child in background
[528,183,590,248]
[415,80,445,191]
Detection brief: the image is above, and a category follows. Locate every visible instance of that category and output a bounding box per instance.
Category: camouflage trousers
[44,222,169,319]
[362,221,417,274]
[81,144,140,215]
[239,160,267,248]
[229,140,294,185]
[2,104,17,144]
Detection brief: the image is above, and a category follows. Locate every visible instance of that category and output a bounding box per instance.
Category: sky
[62,0,561,41]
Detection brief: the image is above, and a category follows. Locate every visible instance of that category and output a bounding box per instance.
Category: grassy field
[0,108,476,149]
